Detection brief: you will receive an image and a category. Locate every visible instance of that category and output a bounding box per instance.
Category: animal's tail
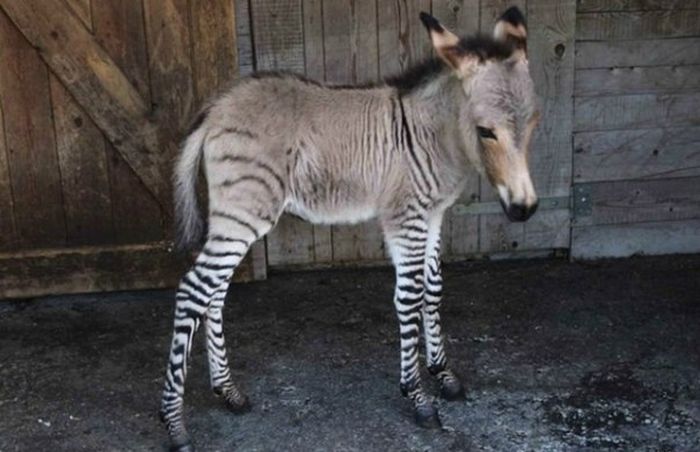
[173,120,207,251]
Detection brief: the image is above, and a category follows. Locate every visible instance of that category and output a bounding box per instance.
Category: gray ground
[0,255,698,452]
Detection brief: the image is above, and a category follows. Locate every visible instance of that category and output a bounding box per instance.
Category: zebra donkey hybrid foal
[161,7,540,451]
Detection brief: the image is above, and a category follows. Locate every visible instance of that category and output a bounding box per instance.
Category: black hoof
[440,379,466,401]
[414,403,442,429]
[169,439,194,452]
[225,395,252,415]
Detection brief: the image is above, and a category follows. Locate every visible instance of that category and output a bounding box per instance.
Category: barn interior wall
[0,0,698,297]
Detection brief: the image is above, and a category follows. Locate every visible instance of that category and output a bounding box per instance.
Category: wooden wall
[238,0,576,269]
[571,0,700,258]
[0,0,263,299]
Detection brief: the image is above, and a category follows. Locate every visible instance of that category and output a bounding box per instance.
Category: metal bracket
[451,196,570,216]
[573,184,592,218]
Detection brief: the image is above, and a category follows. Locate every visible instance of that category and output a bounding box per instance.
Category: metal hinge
[573,184,592,218]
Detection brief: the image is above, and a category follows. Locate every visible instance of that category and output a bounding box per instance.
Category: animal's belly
[285,198,378,225]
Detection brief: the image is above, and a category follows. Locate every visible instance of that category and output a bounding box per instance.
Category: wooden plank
[577,0,699,12]
[0,241,256,299]
[250,0,313,266]
[235,0,255,76]
[526,0,576,198]
[575,38,700,69]
[266,216,315,266]
[189,0,238,104]
[65,0,92,30]
[0,97,17,250]
[0,9,67,248]
[250,0,305,73]
[0,243,185,299]
[377,0,431,78]
[331,221,387,263]
[571,219,700,259]
[574,93,700,132]
[574,177,700,227]
[445,185,480,258]
[49,76,114,245]
[91,0,164,244]
[302,0,324,81]
[431,0,480,34]
[322,0,353,84]
[479,209,571,252]
[576,10,700,41]
[0,0,172,210]
[143,0,195,142]
[574,126,700,183]
[575,65,700,96]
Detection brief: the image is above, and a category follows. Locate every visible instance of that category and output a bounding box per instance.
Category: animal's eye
[477,127,497,140]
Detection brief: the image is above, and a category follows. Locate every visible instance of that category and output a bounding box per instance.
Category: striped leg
[384,213,441,429]
[422,217,465,400]
[160,232,252,452]
[205,301,250,412]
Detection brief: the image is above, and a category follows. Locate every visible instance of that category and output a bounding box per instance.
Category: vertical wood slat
[377,0,432,79]
[92,0,163,244]
[143,0,196,145]
[0,10,67,249]
[189,0,238,104]
[0,97,16,250]
[250,0,313,266]
[235,0,255,76]
[64,0,92,30]
[56,0,112,247]
[50,76,115,245]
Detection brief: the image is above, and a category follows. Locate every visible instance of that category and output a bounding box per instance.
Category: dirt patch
[0,254,699,451]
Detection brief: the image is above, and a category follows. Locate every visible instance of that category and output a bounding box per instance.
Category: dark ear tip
[500,6,526,27]
[419,12,444,32]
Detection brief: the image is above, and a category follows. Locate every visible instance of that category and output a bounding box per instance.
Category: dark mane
[459,34,515,61]
[384,34,514,94]
[384,57,448,94]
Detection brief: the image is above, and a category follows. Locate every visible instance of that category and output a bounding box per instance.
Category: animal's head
[420,8,540,222]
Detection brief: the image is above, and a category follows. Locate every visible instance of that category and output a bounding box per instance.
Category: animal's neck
[398,75,474,195]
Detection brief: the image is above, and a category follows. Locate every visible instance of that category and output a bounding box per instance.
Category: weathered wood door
[0,0,264,298]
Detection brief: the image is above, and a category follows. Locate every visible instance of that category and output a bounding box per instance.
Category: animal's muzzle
[501,200,538,222]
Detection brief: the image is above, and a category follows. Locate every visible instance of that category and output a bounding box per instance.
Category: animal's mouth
[500,199,538,222]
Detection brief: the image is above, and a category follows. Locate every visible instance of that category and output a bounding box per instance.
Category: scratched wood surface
[0,0,260,298]
[571,0,700,258]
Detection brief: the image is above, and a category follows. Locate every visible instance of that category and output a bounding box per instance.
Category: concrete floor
[0,255,698,452]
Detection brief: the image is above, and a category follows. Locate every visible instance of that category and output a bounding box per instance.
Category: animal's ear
[419,12,479,76]
[493,6,527,55]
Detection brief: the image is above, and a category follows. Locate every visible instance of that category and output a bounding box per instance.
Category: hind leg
[205,298,251,413]
[161,209,276,451]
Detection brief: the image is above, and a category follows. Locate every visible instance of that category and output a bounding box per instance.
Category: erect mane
[384,34,515,94]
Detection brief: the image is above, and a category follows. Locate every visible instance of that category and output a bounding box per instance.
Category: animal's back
[203,73,405,225]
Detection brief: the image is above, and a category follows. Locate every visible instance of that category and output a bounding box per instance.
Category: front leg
[384,216,441,428]
[423,217,465,400]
